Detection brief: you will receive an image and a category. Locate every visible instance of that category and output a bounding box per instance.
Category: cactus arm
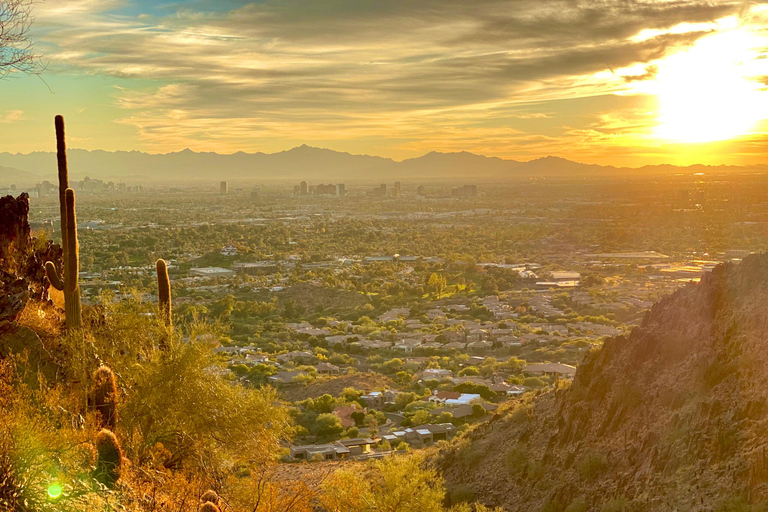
[45,261,64,291]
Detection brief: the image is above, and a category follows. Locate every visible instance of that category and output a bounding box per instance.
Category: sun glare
[652,28,768,143]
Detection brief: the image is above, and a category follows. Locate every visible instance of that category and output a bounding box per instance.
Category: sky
[2,0,768,166]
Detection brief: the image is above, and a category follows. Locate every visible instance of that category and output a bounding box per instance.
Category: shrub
[601,497,629,512]
[579,452,608,481]
[448,485,476,504]
[522,377,547,388]
[506,446,528,477]
[526,460,546,479]
[565,497,589,512]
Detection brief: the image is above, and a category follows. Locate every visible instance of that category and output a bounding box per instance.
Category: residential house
[317,362,341,375]
[268,370,307,384]
[333,404,363,428]
[276,351,315,365]
[336,438,378,456]
[525,362,577,378]
[289,442,350,460]
[360,391,385,409]
[430,403,474,419]
[490,383,527,396]
[422,368,453,380]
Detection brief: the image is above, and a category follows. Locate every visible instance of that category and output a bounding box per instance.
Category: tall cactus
[45,116,82,329]
[156,258,172,329]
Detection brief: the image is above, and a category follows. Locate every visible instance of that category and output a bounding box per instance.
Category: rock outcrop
[439,254,768,511]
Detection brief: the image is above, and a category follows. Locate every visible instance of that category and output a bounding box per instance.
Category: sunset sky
[3,0,768,166]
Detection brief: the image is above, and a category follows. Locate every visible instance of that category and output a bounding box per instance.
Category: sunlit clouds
[4,0,768,165]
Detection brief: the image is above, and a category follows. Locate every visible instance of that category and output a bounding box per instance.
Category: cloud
[27,0,765,157]
[0,110,25,123]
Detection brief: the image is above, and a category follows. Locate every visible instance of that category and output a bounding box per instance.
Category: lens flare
[47,483,63,499]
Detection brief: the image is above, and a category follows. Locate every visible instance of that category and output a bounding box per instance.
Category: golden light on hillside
[652,27,768,143]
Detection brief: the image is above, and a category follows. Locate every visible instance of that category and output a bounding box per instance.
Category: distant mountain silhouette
[0,165,40,185]
[0,146,765,183]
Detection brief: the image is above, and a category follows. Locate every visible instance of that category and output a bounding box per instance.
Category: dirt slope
[438,254,768,511]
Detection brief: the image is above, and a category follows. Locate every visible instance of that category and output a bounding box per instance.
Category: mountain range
[0,146,765,184]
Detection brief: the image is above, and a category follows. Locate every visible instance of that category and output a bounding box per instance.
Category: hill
[0,165,39,186]
[2,146,766,182]
[437,254,768,511]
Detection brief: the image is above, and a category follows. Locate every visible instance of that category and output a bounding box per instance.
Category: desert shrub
[600,497,629,512]
[714,497,768,512]
[457,441,484,468]
[522,377,547,388]
[579,451,608,480]
[119,321,289,473]
[540,498,567,512]
[509,404,534,424]
[448,484,476,505]
[321,455,450,512]
[526,460,546,479]
[565,497,589,512]
[506,445,529,477]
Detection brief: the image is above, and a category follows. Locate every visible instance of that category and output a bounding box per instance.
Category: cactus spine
[200,502,221,512]
[156,258,172,329]
[92,366,119,431]
[94,429,123,488]
[45,116,82,329]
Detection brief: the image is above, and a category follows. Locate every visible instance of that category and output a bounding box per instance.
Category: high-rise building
[251,188,260,202]
[394,181,401,198]
[417,185,425,196]
[220,181,228,194]
[300,181,308,195]
[380,183,387,196]
[336,183,346,196]
[451,184,478,198]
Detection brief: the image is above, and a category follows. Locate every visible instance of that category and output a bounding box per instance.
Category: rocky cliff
[439,255,768,511]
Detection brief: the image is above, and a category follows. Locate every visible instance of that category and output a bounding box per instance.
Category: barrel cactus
[92,366,119,430]
[94,429,123,488]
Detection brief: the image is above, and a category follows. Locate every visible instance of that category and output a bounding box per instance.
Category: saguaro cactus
[45,116,82,329]
[156,258,172,329]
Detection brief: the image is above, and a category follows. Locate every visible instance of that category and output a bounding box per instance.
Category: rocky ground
[437,254,768,511]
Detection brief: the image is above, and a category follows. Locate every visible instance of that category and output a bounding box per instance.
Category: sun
[652,28,768,143]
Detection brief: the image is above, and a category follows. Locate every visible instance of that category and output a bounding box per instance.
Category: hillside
[438,254,768,511]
